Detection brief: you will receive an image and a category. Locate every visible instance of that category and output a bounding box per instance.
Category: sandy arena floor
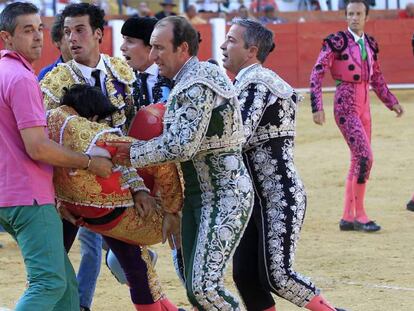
[1,90,413,311]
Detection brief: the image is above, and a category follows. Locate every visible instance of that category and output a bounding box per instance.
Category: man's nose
[149,49,157,62]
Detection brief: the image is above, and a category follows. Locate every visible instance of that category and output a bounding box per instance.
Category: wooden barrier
[195,23,213,61]
[0,17,412,88]
[265,19,414,88]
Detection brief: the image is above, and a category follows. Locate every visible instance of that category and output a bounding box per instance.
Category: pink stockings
[134,298,178,311]
[305,295,336,311]
[342,176,370,223]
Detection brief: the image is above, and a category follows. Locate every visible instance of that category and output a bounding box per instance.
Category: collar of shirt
[348,27,364,42]
[141,63,158,77]
[0,50,34,73]
[234,63,259,85]
[73,54,108,80]
[173,56,195,82]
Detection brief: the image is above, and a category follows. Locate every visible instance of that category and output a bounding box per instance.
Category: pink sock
[411,193,414,201]
[305,295,336,311]
[159,298,178,311]
[263,306,276,311]
[134,301,162,311]
[353,177,370,223]
[341,178,355,221]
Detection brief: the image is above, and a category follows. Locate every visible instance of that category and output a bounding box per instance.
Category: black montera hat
[121,17,158,46]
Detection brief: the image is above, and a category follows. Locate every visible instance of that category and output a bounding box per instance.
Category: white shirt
[348,27,365,52]
[74,55,108,95]
[234,63,258,86]
[139,63,159,103]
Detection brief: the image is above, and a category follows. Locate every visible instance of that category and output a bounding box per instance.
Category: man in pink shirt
[0,2,113,310]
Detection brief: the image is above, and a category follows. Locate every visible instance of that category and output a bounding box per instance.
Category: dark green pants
[180,150,253,310]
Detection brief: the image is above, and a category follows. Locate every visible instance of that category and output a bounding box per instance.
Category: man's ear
[95,27,103,43]
[248,45,259,60]
[0,30,11,45]
[179,41,190,56]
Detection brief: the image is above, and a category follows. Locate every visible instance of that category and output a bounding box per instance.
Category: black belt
[83,207,126,225]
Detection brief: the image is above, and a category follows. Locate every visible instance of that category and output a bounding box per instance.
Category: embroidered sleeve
[43,92,60,110]
[238,83,273,141]
[370,57,398,110]
[309,41,334,113]
[119,167,149,193]
[130,84,215,167]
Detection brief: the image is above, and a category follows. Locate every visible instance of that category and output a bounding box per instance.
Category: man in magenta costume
[310,0,404,232]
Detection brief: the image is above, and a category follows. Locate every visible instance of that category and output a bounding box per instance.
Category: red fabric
[96,171,128,194]
[159,298,178,311]
[129,103,165,140]
[129,103,166,194]
[134,301,162,311]
[398,10,413,18]
[64,202,111,219]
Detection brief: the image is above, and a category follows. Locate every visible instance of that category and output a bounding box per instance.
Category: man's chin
[73,55,85,63]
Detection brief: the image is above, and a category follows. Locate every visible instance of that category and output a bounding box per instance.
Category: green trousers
[180,150,253,310]
[0,204,79,311]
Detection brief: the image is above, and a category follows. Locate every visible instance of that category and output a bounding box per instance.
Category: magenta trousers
[334,81,373,184]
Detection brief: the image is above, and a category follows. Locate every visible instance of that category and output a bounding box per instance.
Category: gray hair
[0,2,39,35]
[231,18,275,63]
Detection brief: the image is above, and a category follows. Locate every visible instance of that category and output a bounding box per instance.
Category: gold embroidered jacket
[40,54,147,191]
[40,54,136,134]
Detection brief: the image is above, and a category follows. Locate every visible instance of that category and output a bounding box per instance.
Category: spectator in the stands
[259,4,286,24]
[196,0,220,12]
[236,5,257,20]
[250,0,277,13]
[398,2,414,18]
[155,0,177,19]
[310,0,322,10]
[138,2,153,17]
[182,4,207,24]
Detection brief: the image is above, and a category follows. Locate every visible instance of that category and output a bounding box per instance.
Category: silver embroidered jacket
[130,57,245,167]
[235,63,299,150]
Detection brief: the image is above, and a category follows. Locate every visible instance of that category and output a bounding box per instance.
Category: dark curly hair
[61,3,106,40]
[51,14,64,44]
[60,84,117,120]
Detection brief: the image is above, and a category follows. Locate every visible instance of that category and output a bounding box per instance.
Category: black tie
[139,72,150,106]
[91,70,101,89]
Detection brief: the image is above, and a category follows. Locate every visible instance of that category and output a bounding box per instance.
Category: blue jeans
[0,204,79,311]
[77,227,102,309]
